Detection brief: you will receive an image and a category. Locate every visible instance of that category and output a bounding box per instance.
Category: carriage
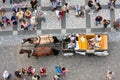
[62,33,109,56]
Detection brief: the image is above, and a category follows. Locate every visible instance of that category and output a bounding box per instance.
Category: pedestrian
[27,66,36,76]
[61,67,68,76]
[94,0,102,13]
[113,21,119,30]
[38,11,46,22]
[25,10,31,19]
[51,0,57,11]
[12,3,19,13]
[30,0,38,11]
[112,0,116,7]
[55,66,61,76]
[32,75,38,80]
[2,70,11,80]
[9,0,13,4]
[108,0,114,10]
[22,68,27,75]
[11,14,17,25]
[95,16,103,26]
[20,2,28,12]
[52,74,60,80]
[103,19,110,30]
[105,70,114,80]
[88,0,93,9]
[74,5,81,17]
[39,66,47,76]
[2,0,6,3]
[21,20,29,31]
[30,16,38,30]
[5,17,11,26]
[15,69,22,79]
[16,10,24,22]
[62,3,69,13]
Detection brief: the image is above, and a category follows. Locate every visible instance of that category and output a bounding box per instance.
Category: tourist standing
[103,19,110,30]
[30,0,38,11]
[95,16,103,26]
[2,70,11,80]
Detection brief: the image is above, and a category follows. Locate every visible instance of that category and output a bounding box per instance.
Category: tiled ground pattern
[0,0,120,36]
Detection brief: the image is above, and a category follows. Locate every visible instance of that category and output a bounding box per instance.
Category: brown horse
[19,47,59,58]
[22,35,60,46]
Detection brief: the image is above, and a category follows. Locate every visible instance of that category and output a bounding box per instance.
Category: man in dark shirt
[30,0,38,11]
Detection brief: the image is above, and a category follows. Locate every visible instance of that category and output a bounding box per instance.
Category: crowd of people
[2,65,68,80]
[0,0,119,31]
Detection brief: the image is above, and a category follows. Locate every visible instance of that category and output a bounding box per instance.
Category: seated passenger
[88,35,102,49]
[69,34,75,41]
[68,41,75,49]
[90,35,101,42]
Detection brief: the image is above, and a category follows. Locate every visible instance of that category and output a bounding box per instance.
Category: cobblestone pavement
[0,0,120,35]
[0,0,120,80]
[0,33,120,80]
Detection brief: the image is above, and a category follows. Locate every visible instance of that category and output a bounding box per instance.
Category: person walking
[105,70,114,80]
[112,0,116,7]
[30,0,38,11]
[95,15,103,26]
[2,70,11,80]
[62,3,69,14]
[103,19,110,30]
[9,0,13,4]
[61,67,68,76]
[3,0,6,3]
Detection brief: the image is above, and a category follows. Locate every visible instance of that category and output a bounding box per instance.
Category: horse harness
[29,49,34,57]
[38,35,53,43]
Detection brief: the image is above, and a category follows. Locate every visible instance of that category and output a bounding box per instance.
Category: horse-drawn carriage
[20,34,109,57]
[62,33,109,56]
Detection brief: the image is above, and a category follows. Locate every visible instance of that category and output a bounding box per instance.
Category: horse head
[52,48,59,56]
[19,49,31,54]
[22,38,34,44]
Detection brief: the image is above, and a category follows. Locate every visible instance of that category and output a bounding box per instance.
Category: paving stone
[41,11,61,30]
[66,10,86,29]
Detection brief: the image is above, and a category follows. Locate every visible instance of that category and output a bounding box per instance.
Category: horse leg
[35,56,39,59]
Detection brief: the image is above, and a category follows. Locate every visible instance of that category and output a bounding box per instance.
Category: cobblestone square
[0,0,120,80]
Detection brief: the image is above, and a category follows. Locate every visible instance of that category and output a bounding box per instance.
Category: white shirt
[3,71,9,79]
[95,36,101,42]
[107,70,114,79]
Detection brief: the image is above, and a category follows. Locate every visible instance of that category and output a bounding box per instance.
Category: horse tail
[53,36,60,44]
[52,48,59,56]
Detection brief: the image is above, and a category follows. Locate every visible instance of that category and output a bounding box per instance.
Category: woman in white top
[2,70,11,80]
